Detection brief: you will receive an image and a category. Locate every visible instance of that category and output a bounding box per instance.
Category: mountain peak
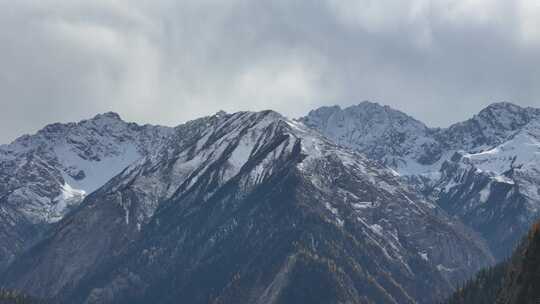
[473,101,540,127]
[90,111,123,122]
[440,101,540,150]
[482,101,522,110]
[477,101,525,118]
[300,101,437,171]
[214,110,227,117]
[341,101,428,128]
[303,101,415,127]
[348,100,385,109]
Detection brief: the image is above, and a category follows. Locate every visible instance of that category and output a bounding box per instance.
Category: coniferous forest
[445,221,540,304]
[0,289,41,304]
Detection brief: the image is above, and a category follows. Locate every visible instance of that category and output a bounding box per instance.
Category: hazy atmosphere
[1,0,540,143]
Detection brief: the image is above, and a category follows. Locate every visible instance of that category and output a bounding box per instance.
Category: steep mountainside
[302,101,540,258]
[0,113,172,269]
[2,111,492,304]
[494,223,540,304]
[444,222,540,304]
[444,261,507,304]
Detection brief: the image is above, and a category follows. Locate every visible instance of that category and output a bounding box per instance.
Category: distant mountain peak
[91,111,123,121]
[442,101,540,151]
[300,101,438,172]
[480,101,522,111]
[303,101,402,121]
[349,100,389,110]
[214,110,227,117]
[475,101,529,123]
[22,112,128,145]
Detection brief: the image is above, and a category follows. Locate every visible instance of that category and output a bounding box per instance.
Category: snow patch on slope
[55,143,142,193]
[462,121,540,175]
[47,183,86,223]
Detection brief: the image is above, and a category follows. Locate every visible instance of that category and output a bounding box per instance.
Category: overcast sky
[1,0,540,143]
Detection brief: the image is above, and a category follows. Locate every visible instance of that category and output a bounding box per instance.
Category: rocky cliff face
[1,111,492,304]
[302,101,540,258]
[0,112,172,270]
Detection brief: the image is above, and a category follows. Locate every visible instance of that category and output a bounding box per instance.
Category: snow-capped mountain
[0,112,172,269]
[439,102,540,151]
[302,101,540,258]
[2,110,492,304]
[433,118,540,258]
[300,101,443,174]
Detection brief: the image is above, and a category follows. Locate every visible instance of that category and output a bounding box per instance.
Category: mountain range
[302,101,540,258]
[0,101,539,303]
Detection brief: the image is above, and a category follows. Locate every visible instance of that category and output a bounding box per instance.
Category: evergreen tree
[0,289,43,304]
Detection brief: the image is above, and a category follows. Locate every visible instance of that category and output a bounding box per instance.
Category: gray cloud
[1,0,540,143]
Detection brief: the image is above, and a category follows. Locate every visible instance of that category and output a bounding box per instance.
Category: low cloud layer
[1,0,540,143]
